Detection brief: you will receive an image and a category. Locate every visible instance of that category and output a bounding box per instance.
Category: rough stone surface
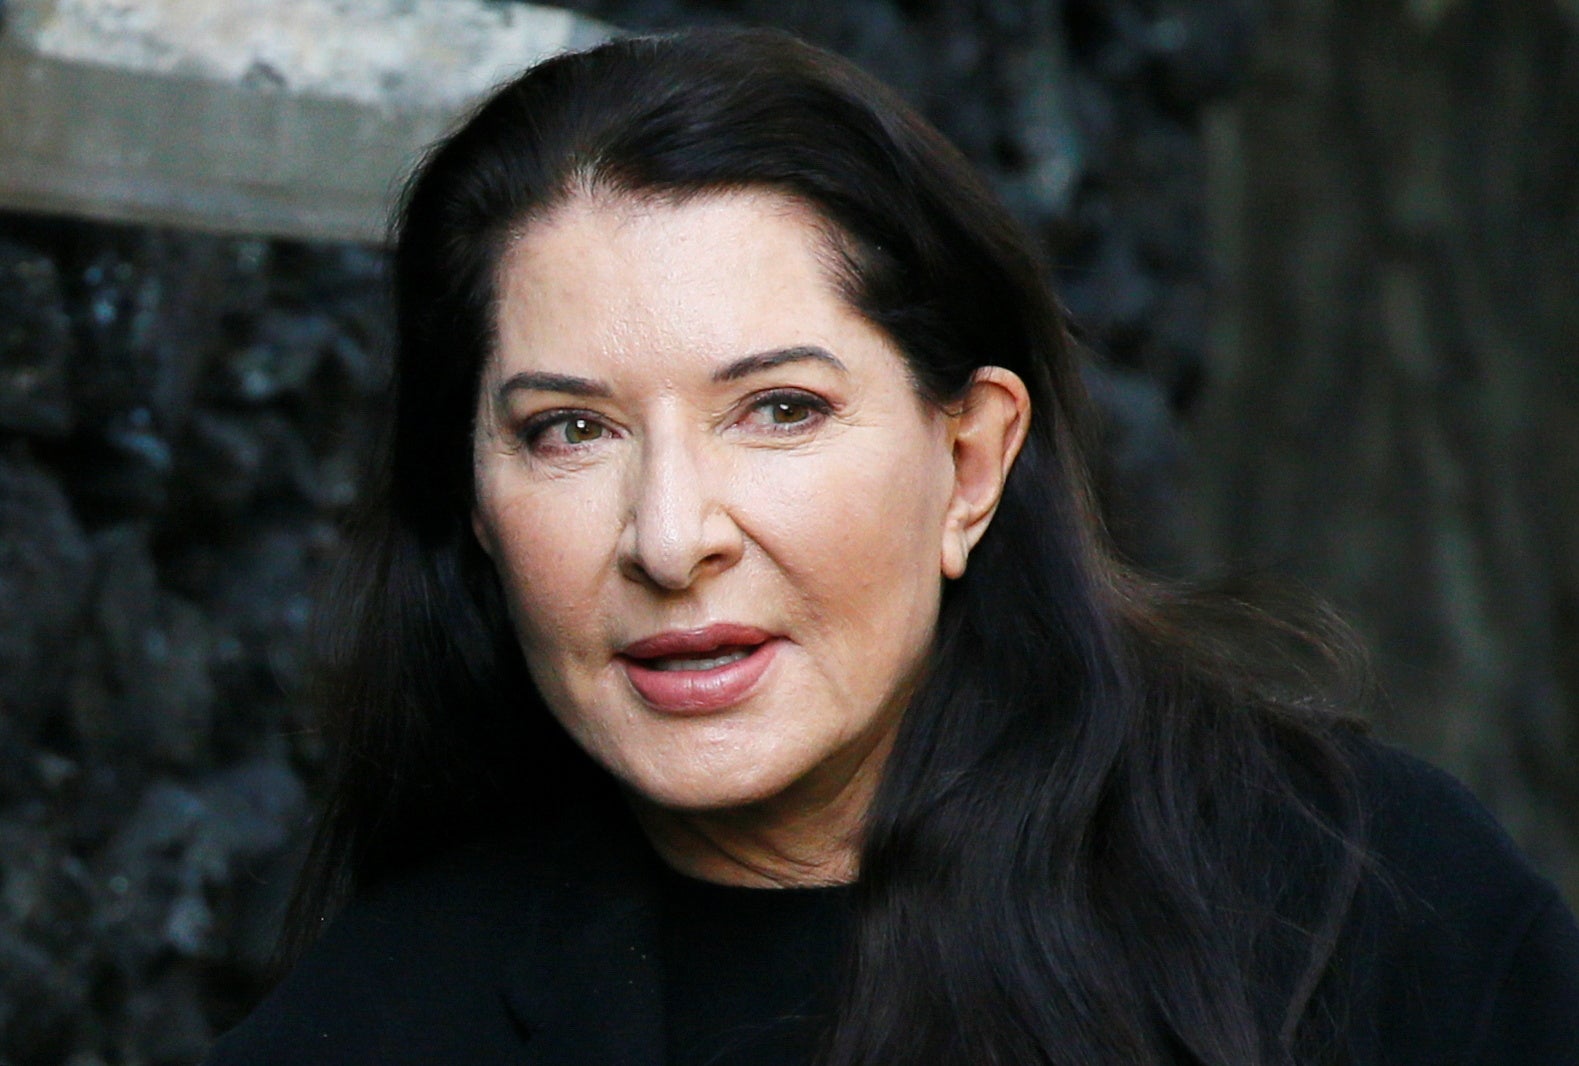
[0,241,76,437]
[0,215,382,1062]
[0,453,94,741]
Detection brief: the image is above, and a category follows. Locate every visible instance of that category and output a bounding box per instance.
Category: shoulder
[1337,740,1579,1064]
[203,809,655,1065]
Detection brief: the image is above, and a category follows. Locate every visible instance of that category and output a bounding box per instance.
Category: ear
[940,366,1031,580]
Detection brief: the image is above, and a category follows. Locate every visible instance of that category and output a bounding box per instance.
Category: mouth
[638,646,755,672]
[617,625,778,714]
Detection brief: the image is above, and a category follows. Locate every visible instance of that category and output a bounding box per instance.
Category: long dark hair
[290,28,1370,1064]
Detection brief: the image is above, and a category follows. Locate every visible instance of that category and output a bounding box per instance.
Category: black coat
[205,745,1579,1064]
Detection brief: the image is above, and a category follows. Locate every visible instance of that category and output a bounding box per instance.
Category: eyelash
[513,389,833,456]
[741,389,833,432]
[516,409,613,454]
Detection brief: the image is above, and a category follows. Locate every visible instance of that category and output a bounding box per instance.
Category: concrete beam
[0,0,613,243]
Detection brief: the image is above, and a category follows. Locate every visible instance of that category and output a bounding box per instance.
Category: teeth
[645,647,753,672]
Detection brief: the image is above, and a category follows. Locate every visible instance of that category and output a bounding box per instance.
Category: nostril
[621,466,742,591]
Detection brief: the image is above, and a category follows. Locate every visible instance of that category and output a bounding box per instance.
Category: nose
[617,428,743,591]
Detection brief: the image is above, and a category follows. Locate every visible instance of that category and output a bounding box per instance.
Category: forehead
[489,190,863,370]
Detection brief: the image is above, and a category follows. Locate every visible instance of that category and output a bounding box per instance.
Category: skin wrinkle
[470,188,1027,887]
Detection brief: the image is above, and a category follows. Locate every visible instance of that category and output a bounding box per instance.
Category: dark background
[1,1,1575,1062]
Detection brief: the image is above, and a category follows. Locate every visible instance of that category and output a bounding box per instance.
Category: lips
[618,624,779,714]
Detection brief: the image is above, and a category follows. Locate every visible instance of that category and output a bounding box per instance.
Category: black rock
[0,924,84,1065]
[1145,0,1258,111]
[0,450,94,736]
[121,967,215,1065]
[0,240,76,437]
[89,526,215,766]
[206,310,335,406]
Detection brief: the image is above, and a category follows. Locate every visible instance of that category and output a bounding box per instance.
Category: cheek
[745,428,953,610]
[474,483,616,654]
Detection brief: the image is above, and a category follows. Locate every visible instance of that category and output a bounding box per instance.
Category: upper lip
[619,623,773,660]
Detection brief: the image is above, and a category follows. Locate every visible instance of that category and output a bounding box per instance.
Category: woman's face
[470,190,962,821]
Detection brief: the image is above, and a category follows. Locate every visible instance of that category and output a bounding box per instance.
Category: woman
[208,28,1579,1065]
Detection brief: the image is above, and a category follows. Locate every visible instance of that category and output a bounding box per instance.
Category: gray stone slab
[0,0,614,242]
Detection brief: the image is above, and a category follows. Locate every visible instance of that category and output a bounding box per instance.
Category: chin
[626,774,785,815]
[615,756,803,815]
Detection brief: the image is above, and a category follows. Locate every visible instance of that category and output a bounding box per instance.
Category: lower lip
[619,640,780,714]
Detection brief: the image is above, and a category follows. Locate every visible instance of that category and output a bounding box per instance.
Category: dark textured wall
[0,223,388,1063]
[2,1,1573,1063]
[1190,0,1579,901]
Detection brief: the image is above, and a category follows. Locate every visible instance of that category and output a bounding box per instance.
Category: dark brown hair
[292,28,1369,1063]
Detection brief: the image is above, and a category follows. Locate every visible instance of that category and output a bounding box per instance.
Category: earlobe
[940,366,1031,580]
[941,529,973,580]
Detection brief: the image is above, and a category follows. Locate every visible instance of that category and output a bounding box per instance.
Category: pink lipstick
[618,624,778,714]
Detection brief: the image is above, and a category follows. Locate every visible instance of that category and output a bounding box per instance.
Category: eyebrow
[494,345,847,400]
[712,345,847,383]
[495,370,611,400]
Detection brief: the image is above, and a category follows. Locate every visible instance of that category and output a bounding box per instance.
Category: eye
[766,400,813,425]
[561,417,605,443]
[742,389,831,433]
[516,410,616,455]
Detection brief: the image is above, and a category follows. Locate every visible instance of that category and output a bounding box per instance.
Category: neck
[630,767,877,888]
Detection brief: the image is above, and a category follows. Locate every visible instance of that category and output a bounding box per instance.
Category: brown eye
[563,417,604,443]
[769,401,812,425]
[742,390,830,433]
